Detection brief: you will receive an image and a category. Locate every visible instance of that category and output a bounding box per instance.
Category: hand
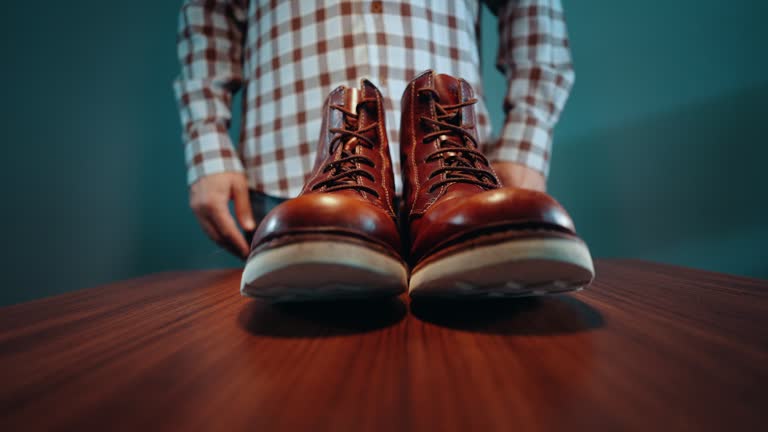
[493,161,547,192]
[189,172,255,259]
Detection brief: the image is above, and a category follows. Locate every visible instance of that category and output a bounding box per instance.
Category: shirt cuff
[184,121,244,186]
[484,115,552,177]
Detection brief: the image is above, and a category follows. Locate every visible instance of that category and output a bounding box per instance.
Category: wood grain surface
[0,260,766,431]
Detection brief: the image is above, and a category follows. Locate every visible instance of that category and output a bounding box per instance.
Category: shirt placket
[359,0,402,191]
[351,2,371,79]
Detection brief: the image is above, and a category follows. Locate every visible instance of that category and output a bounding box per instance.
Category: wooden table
[0,260,766,431]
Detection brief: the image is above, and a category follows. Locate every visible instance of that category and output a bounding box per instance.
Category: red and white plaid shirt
[174,0,574,198]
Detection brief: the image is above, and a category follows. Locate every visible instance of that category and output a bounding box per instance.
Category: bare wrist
[492,161,547,192]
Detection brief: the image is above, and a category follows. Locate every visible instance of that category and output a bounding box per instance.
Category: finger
[203,212,246,258]
[196,203,244,258]
[209,204,250,259]
[232,180,256,231]
[195,210,223,244]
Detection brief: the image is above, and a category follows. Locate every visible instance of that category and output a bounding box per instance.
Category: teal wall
[481,1,768,278]
[1,1,766,306]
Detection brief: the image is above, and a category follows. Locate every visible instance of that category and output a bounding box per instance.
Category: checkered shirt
[174,0,574,198]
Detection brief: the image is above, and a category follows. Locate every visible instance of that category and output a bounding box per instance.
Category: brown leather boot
[241,80,407,301]
[400,70,594,298]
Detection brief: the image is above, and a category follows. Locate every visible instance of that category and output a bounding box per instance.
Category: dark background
[1,0,766,306]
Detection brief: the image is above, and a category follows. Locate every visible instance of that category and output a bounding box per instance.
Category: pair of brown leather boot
[241,70,593,301]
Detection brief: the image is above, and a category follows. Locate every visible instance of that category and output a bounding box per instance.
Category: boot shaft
[399,70,500,221]
[303,79,397,217]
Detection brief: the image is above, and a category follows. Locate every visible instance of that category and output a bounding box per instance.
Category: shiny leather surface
[400,70,578,264]
[250,80,402,257]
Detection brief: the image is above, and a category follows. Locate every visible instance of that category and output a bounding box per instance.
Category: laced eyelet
[417,94,498,191]
[314,98,382,196]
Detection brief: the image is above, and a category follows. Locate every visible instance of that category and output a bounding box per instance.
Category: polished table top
[1,260,766,431]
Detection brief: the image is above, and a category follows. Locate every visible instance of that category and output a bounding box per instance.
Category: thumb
[232,177,256,231]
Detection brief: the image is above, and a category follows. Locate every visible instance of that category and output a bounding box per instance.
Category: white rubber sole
[241,241,408,302]
[409,237,594,299]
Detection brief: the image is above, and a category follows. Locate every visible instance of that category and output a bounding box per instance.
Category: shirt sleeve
[484,0,575,177]
[173,0,248,186]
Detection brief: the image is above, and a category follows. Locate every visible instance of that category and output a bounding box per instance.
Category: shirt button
[370,1,383,13]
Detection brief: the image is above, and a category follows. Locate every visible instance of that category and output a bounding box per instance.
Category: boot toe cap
[411,187,576,261]
[252,193,401,254]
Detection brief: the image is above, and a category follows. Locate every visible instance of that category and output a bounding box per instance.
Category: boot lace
[417,87,499,193]
[311,98,380,197]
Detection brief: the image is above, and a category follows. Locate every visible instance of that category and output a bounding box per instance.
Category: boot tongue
[336,87,361,152]
[432,73,463,160]
[343,87,361,112]
[340,85,378,151]
[434,74,460,105]
[336,86,378,202]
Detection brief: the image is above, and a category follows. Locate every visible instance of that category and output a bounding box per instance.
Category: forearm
[484,0,575,183]
[173,0,249,186]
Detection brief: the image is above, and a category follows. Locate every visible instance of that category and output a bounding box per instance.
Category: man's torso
[239,0,491,197]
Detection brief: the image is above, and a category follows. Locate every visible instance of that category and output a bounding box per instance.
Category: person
[174,0,575,260]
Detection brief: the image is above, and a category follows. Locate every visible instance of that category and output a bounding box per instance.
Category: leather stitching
[460,78,500,185]
[420,71,446,214]
[356,86,368,201]
[408,73,422,217]
[373,82,396,216]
